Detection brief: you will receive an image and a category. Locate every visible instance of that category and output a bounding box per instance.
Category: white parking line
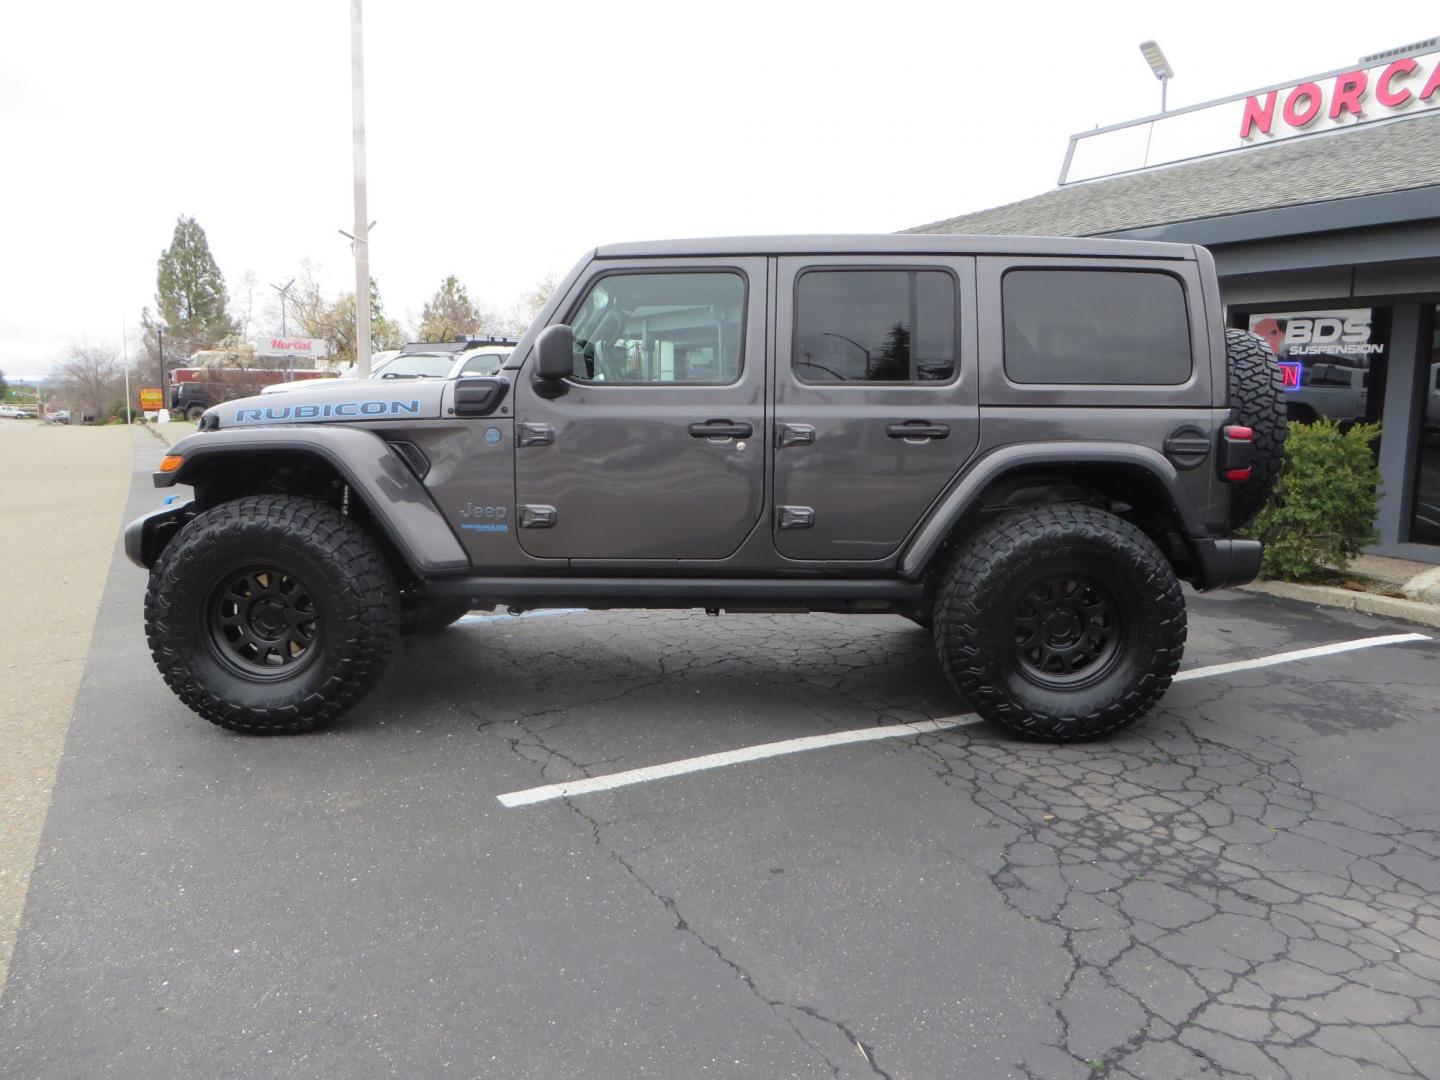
[497,631,1431,808]
[457,608,585,625]
[1171,633,1430,682]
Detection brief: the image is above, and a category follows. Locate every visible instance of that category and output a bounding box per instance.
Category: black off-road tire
[144,495,400,734]
[400,601,473,635]
[933,506,1186,740]
[184,404,206,422]
[1225,329,1288,531]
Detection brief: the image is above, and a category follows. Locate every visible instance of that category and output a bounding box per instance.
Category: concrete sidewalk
[0,422,134,998]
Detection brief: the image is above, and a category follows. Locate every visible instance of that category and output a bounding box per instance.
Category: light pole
[153,318,168,414]
[1139,40,1174,113]
[350,0,373,379]
[271,278,295,337]
[822,332,873,379]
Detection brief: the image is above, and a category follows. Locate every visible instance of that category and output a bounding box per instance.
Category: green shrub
[1245,418,1381,580]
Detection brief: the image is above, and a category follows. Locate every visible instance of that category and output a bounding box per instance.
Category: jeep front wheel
[933,506,1186,740]
[144,495,400,734]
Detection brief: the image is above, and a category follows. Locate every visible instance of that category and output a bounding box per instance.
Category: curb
[1239,580,1440,629]
[148,423,195,447]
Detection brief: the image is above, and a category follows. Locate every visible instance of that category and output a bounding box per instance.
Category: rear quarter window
[1002,269,1192,385]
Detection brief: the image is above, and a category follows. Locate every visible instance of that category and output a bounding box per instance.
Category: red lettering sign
[1376,58,1417,107]
[1423,61,1440,101]
[1328,70,1367,119]
[1282,82,1323,127]
[1239,91,1277,138]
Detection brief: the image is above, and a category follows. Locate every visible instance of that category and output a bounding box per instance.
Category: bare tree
[501,273,560,338]
[229,269,259,344]
[55,342,123,421]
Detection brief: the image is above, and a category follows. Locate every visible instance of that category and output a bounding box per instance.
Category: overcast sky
[1,1,1433,379]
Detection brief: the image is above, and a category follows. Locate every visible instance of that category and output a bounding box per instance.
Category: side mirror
[533,324,574,381]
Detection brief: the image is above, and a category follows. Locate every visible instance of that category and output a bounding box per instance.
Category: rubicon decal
[233,400,422,423]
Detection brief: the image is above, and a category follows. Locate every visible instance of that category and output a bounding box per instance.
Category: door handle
[886,422,949,440]
[689,420,753,439]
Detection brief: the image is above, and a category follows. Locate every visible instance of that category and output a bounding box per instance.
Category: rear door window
[1002,269,1192,385]
[793,269,957,383]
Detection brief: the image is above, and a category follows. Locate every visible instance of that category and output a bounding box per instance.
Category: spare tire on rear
[1224,329,1287,531]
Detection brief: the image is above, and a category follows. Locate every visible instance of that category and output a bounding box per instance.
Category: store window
[1245,308,1389,427]
[1412,306,1440,546]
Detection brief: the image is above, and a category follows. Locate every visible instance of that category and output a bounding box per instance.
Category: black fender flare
[897,442,1205,579]
[151,426,470,575]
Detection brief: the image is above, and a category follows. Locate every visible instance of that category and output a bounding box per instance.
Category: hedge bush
[1244,418,1381,580]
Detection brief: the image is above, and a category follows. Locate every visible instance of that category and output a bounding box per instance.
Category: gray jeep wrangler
[126,235,1285,739]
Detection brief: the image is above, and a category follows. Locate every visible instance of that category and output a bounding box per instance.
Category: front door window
[568,272,745,384]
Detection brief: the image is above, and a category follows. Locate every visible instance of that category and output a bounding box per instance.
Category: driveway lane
[1,439,1437,1080]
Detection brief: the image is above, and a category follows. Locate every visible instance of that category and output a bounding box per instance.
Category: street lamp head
[1139,40,1173,81]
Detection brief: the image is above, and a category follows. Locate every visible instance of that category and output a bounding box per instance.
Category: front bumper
[1191,537,1263,592]
[124,501,193,569]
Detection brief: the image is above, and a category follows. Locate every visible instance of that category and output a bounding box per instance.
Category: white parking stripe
[497,631,1431,808]
[1172,633,1430,682]
[498,717,979,807]
[457,608,585,625]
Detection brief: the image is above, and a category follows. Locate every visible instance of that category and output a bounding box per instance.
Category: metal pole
[122,319,132,424]
[157,326,164,410]
[350,0,372,379]
[1161,76,1168,113]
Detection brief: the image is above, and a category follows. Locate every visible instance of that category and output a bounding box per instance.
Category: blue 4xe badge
[233,400,421,422]
[484,427,502,445]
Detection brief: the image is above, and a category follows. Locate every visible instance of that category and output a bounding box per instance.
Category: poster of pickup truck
[1247,309,1383,426]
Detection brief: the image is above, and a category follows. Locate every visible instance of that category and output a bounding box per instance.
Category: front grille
[389,440,430,479]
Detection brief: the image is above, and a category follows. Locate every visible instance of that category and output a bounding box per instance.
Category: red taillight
[1224,466,1252,482]
[1224,425,1253,442]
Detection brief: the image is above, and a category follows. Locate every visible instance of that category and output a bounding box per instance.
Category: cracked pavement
[1,443,1438,1080]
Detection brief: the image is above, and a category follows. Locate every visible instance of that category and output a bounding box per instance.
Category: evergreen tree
[153,215,236,351]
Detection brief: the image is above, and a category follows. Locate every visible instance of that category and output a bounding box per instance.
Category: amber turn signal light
[159,454,184,473]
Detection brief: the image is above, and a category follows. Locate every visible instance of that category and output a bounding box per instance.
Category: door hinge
[776,505,815,530]
[776,423,816,448]
[518,505,558,529]
[517,423,555,447]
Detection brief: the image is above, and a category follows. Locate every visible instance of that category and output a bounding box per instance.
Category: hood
[206,378,450,429]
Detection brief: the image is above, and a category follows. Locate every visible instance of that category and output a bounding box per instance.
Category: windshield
[377,353,454,379]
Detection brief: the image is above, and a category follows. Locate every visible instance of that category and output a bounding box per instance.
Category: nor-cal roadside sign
[255,337,330,358]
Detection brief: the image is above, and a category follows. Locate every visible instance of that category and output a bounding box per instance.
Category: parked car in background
[258,339,516,396]
[170,361,339,420]
[0,405,31,419]
[48,410,70,424]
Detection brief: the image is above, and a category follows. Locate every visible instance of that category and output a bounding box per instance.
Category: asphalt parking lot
[2,439,1438,1080]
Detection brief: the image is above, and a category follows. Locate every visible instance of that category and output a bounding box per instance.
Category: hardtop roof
[594,233,1196,260]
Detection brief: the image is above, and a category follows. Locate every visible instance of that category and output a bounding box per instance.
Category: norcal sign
[1240,52,1440,141]
[1062,40,1440,183]
[255,336,329,358]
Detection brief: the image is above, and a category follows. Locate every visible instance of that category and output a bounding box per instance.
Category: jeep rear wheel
[933,506,1186,740]
[144,495,399,734]
[1225,329,1288,530]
